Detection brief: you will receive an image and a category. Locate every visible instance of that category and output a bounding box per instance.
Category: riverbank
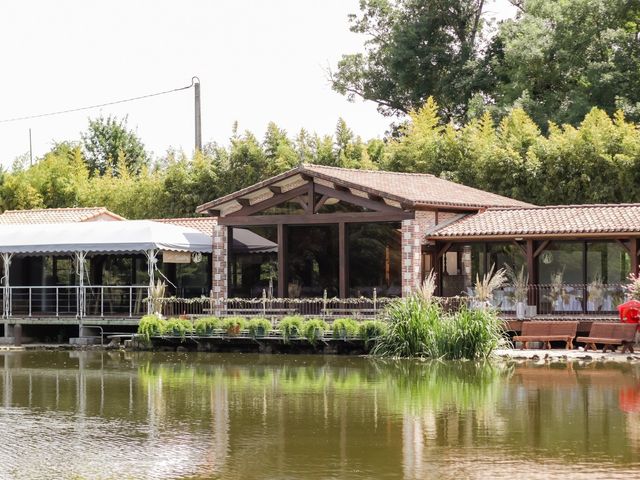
[494,348,640,363]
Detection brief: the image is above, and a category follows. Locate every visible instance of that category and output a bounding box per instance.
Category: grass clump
[248,317,272,338]
[277,316,304,343]
[302,318,329,344]
[194,317,219,335]
[358,320,387,344]
[332,318,360,339]
[371,295,503,360]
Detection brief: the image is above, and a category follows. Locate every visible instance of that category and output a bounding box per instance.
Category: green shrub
[194,317,219,335]
[371,295,503,359]
[332,318,360,339]
[248,317,272,338]
[137,314,167,342]
[221,317,245,335]
[302,318,329,344]
[277,316,304,343]
[358,320,387,344]
[165,318,193,339]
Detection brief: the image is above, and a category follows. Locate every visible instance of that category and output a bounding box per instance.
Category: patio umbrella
[618,300,640,324]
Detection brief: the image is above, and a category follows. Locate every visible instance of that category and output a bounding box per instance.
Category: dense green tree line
[1,103,639,219]
[332,0,640,128]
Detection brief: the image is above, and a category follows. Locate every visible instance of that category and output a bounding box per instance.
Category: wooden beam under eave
[436,242,452,260]
[631,237,639,276]
[314,195,330,213]
[218,211,414,226]
[533,240,551,258]
[306,181,315,214]
[314,183,404,213]
[277,224,287,298]
[616,239,631,254]
[269,186,282,195]
[512,240,526,256]
[226,184,309,217]
[208,209,221,217]
[339,222,348,298]
[526,239,537,306]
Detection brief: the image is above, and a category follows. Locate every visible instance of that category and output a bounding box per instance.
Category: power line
[0,79,196,124]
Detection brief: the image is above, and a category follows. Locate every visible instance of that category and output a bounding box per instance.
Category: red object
[618,299,640,324]
[619,387,640,413]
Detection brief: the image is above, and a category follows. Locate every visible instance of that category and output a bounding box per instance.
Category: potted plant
[260,261,278,298]
[332,318,359,340]
[248,317,272,338]
[587,273,605,311]
[137,314,167,342]
[165,317,193,339]
[471,265,507,309]
[506,266,528,319]
[221,317,245,336]
[277,316,304,343]
[194,316,219,336]
[302,318,329,345]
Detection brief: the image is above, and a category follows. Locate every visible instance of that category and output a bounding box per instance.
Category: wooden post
[339,222,348,298]
[632,237,639,276]
[526,239,537,307]
[277,224,287,298]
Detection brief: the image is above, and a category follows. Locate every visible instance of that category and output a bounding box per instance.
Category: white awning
[0,220,213,254]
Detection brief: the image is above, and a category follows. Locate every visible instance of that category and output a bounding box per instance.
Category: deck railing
[5,285,148,318]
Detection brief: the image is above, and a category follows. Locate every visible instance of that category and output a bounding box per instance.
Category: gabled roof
[428,204,640,239]
[155,217,216,236]
[195,164,532,216]
[0,207,124,224]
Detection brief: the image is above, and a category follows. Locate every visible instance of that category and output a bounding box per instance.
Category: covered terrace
[0,220,213,332]
[196,164,530,302]
[427,204,640,318]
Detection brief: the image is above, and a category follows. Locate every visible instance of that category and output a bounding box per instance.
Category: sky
[0,0,516,167]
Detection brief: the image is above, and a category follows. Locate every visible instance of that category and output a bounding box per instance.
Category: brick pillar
[401,211,439,297]
[401,219,422,296]
[211,220,228,312]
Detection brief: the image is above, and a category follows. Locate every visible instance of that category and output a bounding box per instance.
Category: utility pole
[193,76,202,152]
[28,128,33,166]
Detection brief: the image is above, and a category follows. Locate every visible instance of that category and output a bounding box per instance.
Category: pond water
[0,352,638,479]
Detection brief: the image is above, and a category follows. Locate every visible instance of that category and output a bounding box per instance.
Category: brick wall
[211,219,227,305]
[401,211,437,296]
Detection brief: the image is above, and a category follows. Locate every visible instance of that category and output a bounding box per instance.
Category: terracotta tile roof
[196,164,533,214]
[154,217,216,236]
[0,207,125,224]
[428,204,640,239]
[303,165,533,209]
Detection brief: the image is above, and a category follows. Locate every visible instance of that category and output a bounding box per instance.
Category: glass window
[586,242,629,312]
[538,242,584,285]
[441,244,485,297]
[538,242,584,313]
[287,225,339,297]
[348,222,401,297]
[229,226,278,298]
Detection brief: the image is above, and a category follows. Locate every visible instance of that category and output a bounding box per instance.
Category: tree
[331,0,489,122]
[487,0,640,128]
[81,115,149,175]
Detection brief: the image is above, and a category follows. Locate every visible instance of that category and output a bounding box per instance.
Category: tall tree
[487,0,640,128]
[81,115,149,176]
[330,0,488,123]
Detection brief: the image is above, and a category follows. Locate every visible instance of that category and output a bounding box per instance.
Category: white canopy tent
[0,221,213,329]
[0,220,213,254]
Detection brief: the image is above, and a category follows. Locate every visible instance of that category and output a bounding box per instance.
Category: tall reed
[371,295,503,360]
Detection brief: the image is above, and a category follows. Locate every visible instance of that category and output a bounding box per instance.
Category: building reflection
[0,352,638,479]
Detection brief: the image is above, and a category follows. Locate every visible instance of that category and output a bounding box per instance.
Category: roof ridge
[3,206,107,214]
[486,203,640,212]
[303,163,436,178]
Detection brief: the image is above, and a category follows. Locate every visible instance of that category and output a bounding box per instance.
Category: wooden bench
[576,323,637,353]
[513,321,579,350]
